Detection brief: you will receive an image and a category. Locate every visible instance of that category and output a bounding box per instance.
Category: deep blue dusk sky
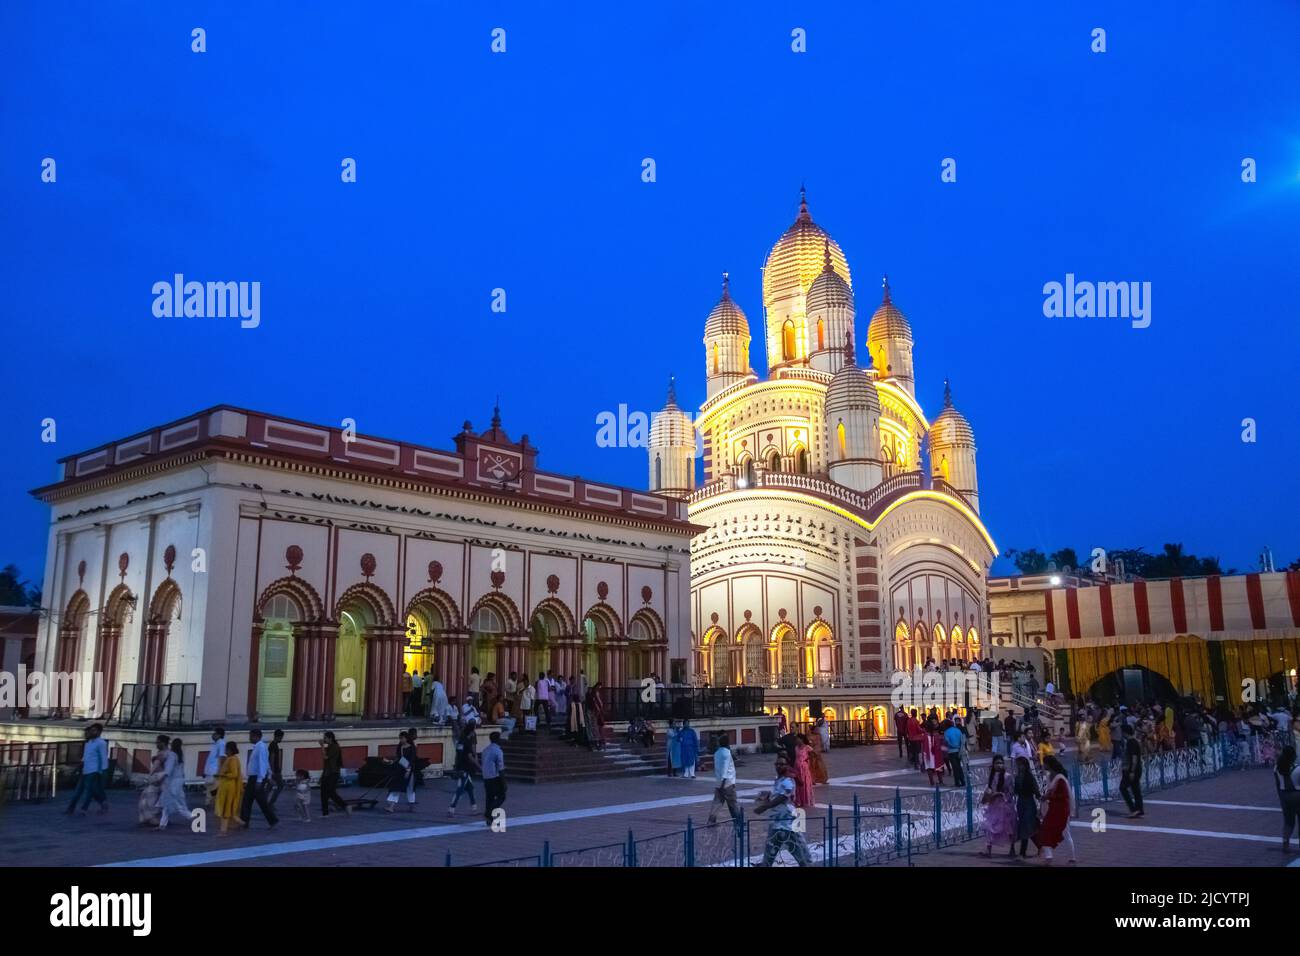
[3,2,1298,586]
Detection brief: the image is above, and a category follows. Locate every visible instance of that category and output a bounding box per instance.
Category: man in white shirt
[238,728,279,829]
[65,723,110,815]
[203,726,226,807]
[705,733,739,824]
[1009,730,1035,766]
[534,670,552,727]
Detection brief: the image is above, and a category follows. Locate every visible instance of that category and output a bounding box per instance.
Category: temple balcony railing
[688,469,927,521]
[717,670,899,691]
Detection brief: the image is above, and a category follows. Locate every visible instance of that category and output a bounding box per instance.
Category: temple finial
[797,183,810,221]
[943,378,952,407]
[843,331,855,367]
[667,374,677,406]
[492,397,502,430]
[721,271,730,299]
[822,238,832,271]
[882,274,891,303]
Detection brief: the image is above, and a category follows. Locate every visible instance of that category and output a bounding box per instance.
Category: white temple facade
[648,190,998,721]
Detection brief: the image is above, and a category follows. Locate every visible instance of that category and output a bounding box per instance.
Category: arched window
[654,454,662,490]
[472,605,505,634]
[794,447,808,473]
[471,604,507,678]
[740,457,755,487]
[816,318,825,351]
[782,320,796,361]
[742,628,766,681]
[712,343,719,374]
[837,422,847,458]
[775,624,799,685]
[767,450,781,472]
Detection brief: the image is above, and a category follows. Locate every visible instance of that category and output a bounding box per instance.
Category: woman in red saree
[1032,755,1076,863]
[792,735,816,809]
[921,719,946,787]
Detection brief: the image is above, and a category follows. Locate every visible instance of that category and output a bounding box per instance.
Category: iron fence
[443,734,1281,867]
[791,718,887,747]
[599,685,766,722]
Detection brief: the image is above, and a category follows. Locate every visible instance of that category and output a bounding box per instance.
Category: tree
[1003,548,1049,575]
[1049,548,1080,572]
[0,564,35,607]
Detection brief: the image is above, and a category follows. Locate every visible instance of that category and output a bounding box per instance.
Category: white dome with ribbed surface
[703,274,750,340]
[930,381,975,446]
[824,346,878,414]
[807,242,854,313]
[763,188,851,308]
[866,277,912,344]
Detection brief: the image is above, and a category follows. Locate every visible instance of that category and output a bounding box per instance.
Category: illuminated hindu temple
[647,189,999,726]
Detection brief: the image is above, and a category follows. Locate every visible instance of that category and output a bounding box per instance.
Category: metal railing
[450,732,1284,867]
[115,683,198,729]
[598,685,766,722]
[791,718,888,746]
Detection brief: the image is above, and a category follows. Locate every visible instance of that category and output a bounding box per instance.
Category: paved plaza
[1,744,1294,868]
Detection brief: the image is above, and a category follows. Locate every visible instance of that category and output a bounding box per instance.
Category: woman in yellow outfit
[214,740,245,835]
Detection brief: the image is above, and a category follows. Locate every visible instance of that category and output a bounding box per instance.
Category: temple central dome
[762,187,851,309]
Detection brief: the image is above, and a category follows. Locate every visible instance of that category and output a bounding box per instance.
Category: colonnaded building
[28,406,696,724]
[647,190,999,725]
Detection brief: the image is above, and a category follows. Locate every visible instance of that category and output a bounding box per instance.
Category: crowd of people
[893,704,973,788]
[404,667,618,752]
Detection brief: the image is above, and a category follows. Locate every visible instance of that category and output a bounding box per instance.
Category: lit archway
[806,621,834,680]
[774,622,800,686]
[738,623,765,685]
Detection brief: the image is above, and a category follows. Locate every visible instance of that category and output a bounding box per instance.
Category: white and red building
[27,405,697,725]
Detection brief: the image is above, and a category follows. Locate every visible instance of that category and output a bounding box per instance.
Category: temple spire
[843,331,855,367]
[822,238,833,272]
[943,377,953,408]
[491,397,502,430]
[667,374,678,406]
[720,271,730,300]
[797,183,810,222]
[882,274,892,304]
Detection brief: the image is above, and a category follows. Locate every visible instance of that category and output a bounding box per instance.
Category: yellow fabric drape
[1065,636,1211,701]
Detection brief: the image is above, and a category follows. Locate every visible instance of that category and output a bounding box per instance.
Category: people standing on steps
[678,719,699,778]
[666,719,681,777]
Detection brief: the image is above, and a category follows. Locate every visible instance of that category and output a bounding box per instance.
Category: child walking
[293,769,311,822]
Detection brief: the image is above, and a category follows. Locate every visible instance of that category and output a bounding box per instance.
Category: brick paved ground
[1,743,1293,867]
